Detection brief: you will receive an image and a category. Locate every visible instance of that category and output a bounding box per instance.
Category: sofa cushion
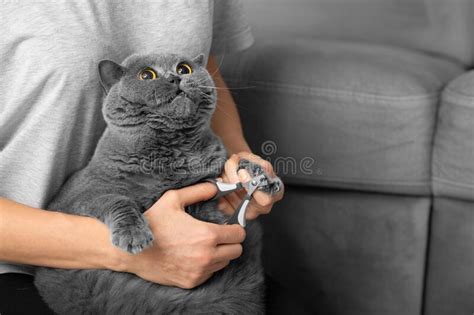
[262,186,430,315]
[221,39,463,195]
[425,197,474,315]
[433,71,474,201]
[242,0,473,66]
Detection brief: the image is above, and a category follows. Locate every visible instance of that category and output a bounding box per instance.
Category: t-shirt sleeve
[210,0,254,55]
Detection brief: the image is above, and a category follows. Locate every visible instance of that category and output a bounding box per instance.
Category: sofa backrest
[243,0,473,66]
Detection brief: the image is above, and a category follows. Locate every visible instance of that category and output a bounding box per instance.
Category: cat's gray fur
[34,53,282,314]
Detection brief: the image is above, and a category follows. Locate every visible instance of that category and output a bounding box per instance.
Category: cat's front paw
[111,216,154,254]
[238,159,283,195]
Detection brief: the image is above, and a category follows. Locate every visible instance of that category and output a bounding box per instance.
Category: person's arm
[0,198,120,270]
[0,183,245,289]
[208,56,251,155]
[207,55,284,220]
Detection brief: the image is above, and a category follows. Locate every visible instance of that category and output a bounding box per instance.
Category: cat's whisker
[207,53,226,78]
[214,103,236,119]
[197,91,214,99]
[198,85,255,90]
[193,76,214,84]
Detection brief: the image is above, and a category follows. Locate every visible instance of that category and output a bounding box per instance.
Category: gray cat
[34,53,282,314]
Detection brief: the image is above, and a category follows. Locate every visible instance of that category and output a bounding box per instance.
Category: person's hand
[218,152,284,221]
[123,183,246,289]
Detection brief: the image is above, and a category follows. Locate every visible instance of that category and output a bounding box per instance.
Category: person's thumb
[224,154,241,183]
[175,182,218,207]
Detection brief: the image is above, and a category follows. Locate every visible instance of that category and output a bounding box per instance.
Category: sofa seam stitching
[284,175,430,186]
[443,88,474,106]
[432,176,474,189]
[225,79,439,102]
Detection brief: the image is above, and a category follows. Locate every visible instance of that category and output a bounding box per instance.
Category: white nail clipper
[206,174,268,227]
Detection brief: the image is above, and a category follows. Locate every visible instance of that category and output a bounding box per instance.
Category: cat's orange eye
[138,68,157,80]
[176,63,193,75]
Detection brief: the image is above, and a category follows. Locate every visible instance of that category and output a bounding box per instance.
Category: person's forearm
[0,198,124,271]
[208,56,251,155]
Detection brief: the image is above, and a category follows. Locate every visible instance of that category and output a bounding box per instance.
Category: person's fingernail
[238,170,251,182]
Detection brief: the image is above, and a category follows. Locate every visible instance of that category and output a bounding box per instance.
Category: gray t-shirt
[0,0,253,275]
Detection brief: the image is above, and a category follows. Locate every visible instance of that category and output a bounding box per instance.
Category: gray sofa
[220,1,474,314]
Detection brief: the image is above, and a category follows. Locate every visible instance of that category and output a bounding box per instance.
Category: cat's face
[98,53,216,130]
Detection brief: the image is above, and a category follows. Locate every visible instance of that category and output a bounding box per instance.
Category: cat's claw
[111,222,154,254]
[238,159,283,195]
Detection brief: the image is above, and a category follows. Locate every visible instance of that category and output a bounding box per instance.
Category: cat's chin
[166,94,197,118]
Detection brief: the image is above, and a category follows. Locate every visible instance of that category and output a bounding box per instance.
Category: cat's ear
[192,54,205,66]
[98,60,126,93]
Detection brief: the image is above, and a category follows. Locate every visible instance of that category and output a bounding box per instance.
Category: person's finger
[223,190,244,208]
[244,209,260,221]
[208,260,230,273]
[237,168,275,208]
[236,151,261,164]
[221,193,271,221]
[220,172,247,199]
[217,197,236,216]
[257,181,285,204]
[237,168,252,183]
[238,167,284,206]
[250,190,275,208]
[223,170,275,219]
[224,154,241,183]
[214,243,243,261]
[188,273,214,289]
[221,153,283,220]
[168,182,218,207]
[210,223,246,244]
[219,172,263,220]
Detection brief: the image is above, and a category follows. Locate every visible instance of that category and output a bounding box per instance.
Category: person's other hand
[219,152,284,221]
[124,183,246,289]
